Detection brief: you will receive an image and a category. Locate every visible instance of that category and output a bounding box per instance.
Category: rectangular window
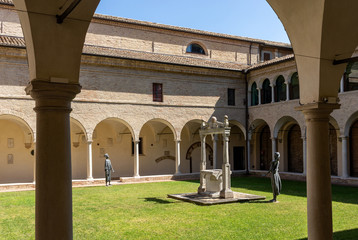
[263,52,271,61]
[132,137,143,155]
[153,83,163,102]
[228,88,235,106]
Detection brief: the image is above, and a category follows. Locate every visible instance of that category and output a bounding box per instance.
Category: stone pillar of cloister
[197,134,207,193]
[26,81,81,239]
[133,140,140,178]
[212,135,218,169]
[175,140,181,175]
[87,140,93,181]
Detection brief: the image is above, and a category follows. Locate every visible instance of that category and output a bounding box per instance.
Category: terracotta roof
[0,35,246,71]
[0,0,291,49]
[246,54,295,71]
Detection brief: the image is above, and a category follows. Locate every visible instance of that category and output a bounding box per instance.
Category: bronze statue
[104,153,115,186]
[267,152,282,202]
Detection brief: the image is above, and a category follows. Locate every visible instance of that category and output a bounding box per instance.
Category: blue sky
[95,0,290,44]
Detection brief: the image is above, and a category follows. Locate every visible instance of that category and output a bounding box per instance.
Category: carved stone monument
[198,115,234,199]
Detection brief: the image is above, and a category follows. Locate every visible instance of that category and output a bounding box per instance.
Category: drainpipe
[245,69,250,175]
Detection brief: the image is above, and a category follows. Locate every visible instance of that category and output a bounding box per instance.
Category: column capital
[25,81,81,112]
[174,139,181,143]
[87,140,93,144]
[295,103,340,121]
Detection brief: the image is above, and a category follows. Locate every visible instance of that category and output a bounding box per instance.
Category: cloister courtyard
[1,176,357,239]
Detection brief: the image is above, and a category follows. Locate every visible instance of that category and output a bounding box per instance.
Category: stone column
[341,136,348,178]
[257,88,262,105]
[212,135,218,169]
[302,137,307,175]
[26,81,81,240]
[198,134,206,193]
[247,138,251,172]
[340,76,344,93]
[86,141,93,181]
[271,137,277,160]
[286,82,290,101]
[297,103,339,240]
[220,131,234,198]
[133,140,140,178]
[175,140,181,175]
[33,142,36,184]
[270,84,275,103]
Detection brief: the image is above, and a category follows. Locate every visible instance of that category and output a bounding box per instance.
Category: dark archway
[290,72,299,100]
[275,75,286,102]
[186,142,213,173]
[288,124,303,173]
[260,125,271,170]
[261,79,272,104]
[251,82,258,106]
[349,120,358,177]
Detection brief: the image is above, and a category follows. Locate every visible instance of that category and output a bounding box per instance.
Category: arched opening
[261,79,272,104]
[180,120,213,173]
[251,82,258,106]
[259,125,272,170]
[287,124,303,173]
[92,118,135,179]
[349,120,358,177]
[0,115,34,184]
[70,118,88,180]
[186,43,206,55]
[275,75,286,102]
[290,72,299,100]
[329,123,338,176]
[139,119,176,176]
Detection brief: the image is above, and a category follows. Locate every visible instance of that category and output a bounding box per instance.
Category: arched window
[290,72,300,100]
[186,43,206,55]
[344,62,358,91]
[275,75,286,102]
[251,82,258,106]
[261,79,272,104]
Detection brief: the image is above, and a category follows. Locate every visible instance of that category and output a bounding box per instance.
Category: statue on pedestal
[267,152,282,202]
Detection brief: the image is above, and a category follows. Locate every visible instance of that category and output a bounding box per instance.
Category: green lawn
[0,176,358,239]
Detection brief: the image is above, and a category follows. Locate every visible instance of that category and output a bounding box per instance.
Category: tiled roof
[0,0,291,49]
[246,54,295,71]
[0,35,246,71]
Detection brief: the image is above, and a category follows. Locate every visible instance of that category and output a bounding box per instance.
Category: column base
[220,189,234,199]
[133,175,140,178]
[174,171,182,175]
[86,177,94,181]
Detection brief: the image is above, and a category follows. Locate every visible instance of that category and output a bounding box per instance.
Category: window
[262,51,273,61]
[228,88,235,106]
[290,72,300,99]
[261,79,272,104]
[186,43,206,55]
[153,83,163,102]
[251,82,258,106]
[275,75,286,102]
[132,137,143,155]
[344,62,358,92]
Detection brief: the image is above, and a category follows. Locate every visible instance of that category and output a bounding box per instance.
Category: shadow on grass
[178,176,358,205]
[143,197,173,204]
[297,228,358,240]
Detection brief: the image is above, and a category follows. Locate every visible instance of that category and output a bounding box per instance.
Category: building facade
[0,0,357,185]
